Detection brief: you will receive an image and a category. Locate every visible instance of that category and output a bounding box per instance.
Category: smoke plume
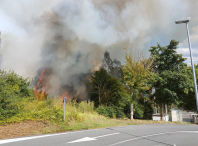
[1,0,198,99]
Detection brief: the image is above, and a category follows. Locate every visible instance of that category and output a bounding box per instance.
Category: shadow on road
[106,127,173,146]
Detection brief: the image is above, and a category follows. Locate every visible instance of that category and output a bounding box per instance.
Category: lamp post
[175,17,198,113]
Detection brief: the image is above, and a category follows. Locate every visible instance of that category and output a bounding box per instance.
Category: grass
[0,118,192,139]
[0,97,193,139]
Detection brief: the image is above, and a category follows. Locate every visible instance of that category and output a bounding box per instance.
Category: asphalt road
[1,124,198,146]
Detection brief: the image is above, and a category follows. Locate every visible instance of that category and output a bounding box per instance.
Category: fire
[34,69,47,101]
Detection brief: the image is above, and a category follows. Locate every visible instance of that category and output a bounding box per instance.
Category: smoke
[1,0,198,99]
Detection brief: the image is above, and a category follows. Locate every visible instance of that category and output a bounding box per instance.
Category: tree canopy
[90,68,129,109]
[149,39,197,113]
[121,48,155,119]
[149,40,186,73]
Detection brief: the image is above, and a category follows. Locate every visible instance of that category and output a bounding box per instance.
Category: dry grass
[0,119,192,140]
[0,121,58,139]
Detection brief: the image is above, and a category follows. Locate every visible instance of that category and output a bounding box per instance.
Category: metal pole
[186,23,198,113]
[64,97,66,121]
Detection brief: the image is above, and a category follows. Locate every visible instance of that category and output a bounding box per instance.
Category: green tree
[149,40,192,119]
[90,68,111,106]
[178,66,198,111]
[150,40,186,73]
[154,70,192,107]
[90,68,130,116]
[122,48,154,120]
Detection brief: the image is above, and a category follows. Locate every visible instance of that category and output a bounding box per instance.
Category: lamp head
[175,17,191,24]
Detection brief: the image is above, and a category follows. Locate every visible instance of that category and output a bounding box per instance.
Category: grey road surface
[1,124,198,146]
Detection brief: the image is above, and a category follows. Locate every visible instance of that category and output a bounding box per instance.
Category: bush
[95,106,125,118]
[142,101,153,119]
[133,96,153,120]
[0,70,31,120]
[0,98,98,124]
[0,96,18,120]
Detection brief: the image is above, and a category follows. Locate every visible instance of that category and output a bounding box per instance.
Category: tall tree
[90,68,129,109]
[149,40,190,120]
[100,51,122,78]
[178,65,198,111]
[122,48,154,120]
[149,40,186,73]
[90,68,110,106]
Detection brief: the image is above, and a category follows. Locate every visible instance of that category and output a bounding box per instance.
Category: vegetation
[0,70,31,120]
[1,39,197,137]
[149,40,197,118]
[0,97,101,125]
[177,65,198,111]
[121,48,155,119]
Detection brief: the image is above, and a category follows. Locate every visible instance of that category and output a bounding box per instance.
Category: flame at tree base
[34,69,47,101]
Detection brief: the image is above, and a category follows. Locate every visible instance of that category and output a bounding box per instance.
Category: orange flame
[34,69,47,101]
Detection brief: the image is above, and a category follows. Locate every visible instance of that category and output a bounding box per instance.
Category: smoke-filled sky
[0,0,198,97]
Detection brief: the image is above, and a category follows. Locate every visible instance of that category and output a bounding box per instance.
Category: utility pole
[0,31,2,70]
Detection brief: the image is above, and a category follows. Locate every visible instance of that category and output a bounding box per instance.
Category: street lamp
[175,17,198,113]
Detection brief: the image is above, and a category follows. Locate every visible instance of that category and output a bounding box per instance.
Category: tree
[154,70,192,107]
[90,68,110,106]
[122,48,154,120]
[149,40,192,120]
[100,51,122,78]
[178,66,198,111]
[149,40,186,73]
[90,68,130,112]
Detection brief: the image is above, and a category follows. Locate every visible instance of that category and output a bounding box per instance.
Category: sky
[0,0,198,79]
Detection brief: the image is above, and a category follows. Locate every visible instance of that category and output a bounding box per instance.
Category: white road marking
[67,137,97,143]
[93,132,120,139]
[0,129,99,145]
[67,132,120,144]
[108,131,198,146]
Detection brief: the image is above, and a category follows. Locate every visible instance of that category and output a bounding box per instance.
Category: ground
[0,121,59,139]
[0,119,192,139]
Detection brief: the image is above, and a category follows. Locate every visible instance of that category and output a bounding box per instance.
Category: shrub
[0,96,18,120]
[0,98,97,124]
[95,106,125,118]
[78,100,94,113]
[0,70,32,120]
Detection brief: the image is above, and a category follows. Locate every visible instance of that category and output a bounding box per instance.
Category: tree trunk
[130,91,134,120]
[160,103,164,121]
[131,103,133,120]
[171,103,173,109]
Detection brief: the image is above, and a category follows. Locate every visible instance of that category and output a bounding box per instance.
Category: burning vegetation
[34,69,47,100]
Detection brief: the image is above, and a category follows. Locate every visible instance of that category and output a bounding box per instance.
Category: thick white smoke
[1,0,198,98]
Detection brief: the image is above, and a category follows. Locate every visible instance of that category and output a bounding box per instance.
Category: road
[0,124,198,146]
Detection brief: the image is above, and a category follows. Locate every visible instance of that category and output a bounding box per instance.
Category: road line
[93,132,119,139]
[108,131,198,146]
[67,132,120,144]
[0,129,99,145]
